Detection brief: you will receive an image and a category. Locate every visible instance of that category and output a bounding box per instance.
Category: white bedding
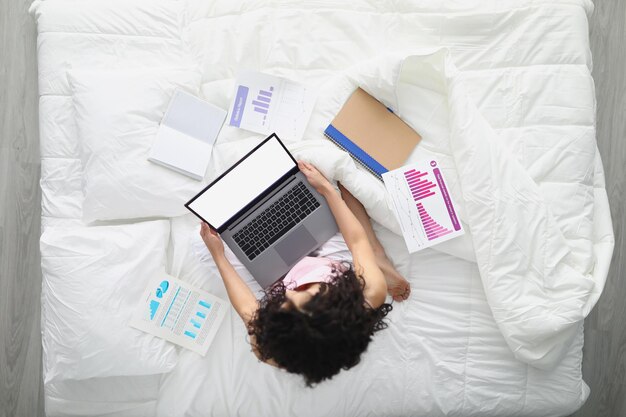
[31,0,614,416]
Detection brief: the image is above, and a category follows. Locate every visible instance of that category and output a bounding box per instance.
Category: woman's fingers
[297,160,315,171]
[200,222,217,239]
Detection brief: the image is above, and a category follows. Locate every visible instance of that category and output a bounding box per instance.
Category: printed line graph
[384,171,427,248]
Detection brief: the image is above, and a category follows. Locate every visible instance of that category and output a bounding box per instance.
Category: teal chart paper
[131,274,227,355]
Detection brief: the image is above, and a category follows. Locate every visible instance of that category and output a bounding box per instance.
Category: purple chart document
[227,71,316,141]
[382,159,464,252]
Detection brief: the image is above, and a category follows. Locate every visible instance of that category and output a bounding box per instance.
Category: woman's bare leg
[337,182,410,301]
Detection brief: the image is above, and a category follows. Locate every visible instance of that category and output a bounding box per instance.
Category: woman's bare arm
[213,254,258,324]
[319,185,387,307]
[336,182,386,255]
[210,251,282,366]
[297,161,387,307]
[200,223,258,325]
[212,254,281,366]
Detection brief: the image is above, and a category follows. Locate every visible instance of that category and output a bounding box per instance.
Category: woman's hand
[200,222,225,259]
[298,160,333,195]
[200,223,258,329]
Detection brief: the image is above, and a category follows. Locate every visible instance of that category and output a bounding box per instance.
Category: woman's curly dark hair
[248,262,392,386]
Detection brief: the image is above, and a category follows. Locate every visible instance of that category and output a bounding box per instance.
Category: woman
[200,160,410,386]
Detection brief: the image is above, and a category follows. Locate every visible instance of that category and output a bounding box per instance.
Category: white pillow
[40,220,178,382]
[68,67,205,223]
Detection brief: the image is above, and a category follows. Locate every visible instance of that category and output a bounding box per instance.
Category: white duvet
[32,0,614,416]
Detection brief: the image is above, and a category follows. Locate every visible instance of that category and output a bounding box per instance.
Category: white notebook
[148,89,227,180]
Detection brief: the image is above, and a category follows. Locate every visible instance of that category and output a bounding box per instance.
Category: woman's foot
[375,251,411,302]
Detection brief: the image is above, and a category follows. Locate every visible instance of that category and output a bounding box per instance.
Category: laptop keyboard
[232,182,321,260]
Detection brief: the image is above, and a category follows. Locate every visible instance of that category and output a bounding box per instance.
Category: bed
[31,0,615,416]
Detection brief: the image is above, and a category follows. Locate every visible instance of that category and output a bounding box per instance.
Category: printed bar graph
[412,182,436,196]
[199,300,211,309]
[406,176,427,184]
[404,170,423,180]
[404,170,437,202]
[196,311,206,319]
[414,191,436,200]
[252,100,269,109]
[402,168,454,241]
[416,202,452,241]
[149,300,160,320]
[184,330,197,339]
[253,87,274,115]
[382,159,464,253]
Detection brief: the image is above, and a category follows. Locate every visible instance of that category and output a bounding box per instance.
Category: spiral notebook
[324,88,421,180]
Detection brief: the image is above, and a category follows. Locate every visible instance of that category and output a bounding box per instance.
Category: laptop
[185,134,339,289]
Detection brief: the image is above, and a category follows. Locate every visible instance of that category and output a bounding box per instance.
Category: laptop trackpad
[275,226,317,266]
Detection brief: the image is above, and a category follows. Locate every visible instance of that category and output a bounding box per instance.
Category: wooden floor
[0,0,44,416]
[569,0,626,416]
[0,0,623,416]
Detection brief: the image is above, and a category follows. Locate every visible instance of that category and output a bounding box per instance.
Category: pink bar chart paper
[382,159,464,253]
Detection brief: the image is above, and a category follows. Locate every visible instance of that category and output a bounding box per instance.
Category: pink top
[282,256,346,290]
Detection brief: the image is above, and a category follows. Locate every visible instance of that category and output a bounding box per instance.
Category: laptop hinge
[228,174,298,231]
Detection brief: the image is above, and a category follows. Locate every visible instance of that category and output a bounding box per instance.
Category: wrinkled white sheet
[31,0,614,416]
[282,49,614,369]
[397,51,613,368]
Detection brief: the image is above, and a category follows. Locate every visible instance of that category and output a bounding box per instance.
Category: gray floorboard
[570,0,626,416]
[0,0,44,416]
[0,0,623,416]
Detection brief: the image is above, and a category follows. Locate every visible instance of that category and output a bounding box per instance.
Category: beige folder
[325,88,421,178]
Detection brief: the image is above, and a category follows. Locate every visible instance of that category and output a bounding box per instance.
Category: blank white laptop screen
[188,136,296,229]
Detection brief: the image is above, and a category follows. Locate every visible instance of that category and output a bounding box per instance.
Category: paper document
[382,159,464,252]
[130,274,227,356]
[227,71,316,141]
